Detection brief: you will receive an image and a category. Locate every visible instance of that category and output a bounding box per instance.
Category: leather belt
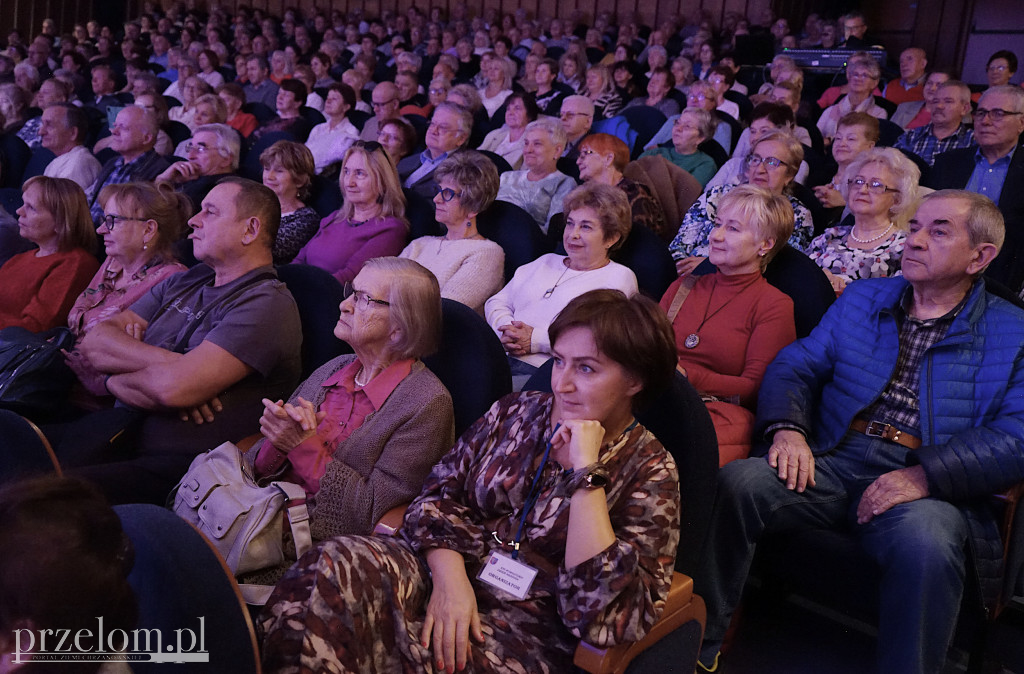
[850,418,921,450]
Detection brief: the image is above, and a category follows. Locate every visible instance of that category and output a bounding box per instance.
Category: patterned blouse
[259,391,681,673]
[272,206,321,264]
[807,224,907,284]
[669,183,814,260]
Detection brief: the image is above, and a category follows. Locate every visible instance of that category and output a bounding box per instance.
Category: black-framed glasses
[342,282,391,309]
[433,184,462,202]
[745,154,791,169]
[184,142,212,154]
[353,140,385,154]
[975,108,1023,122]
[100,213,146,230]
[847,177,900,195]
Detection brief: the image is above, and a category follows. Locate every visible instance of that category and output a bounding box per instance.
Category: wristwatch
[567,463,610,494]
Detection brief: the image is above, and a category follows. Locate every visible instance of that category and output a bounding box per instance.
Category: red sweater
[0,248,99,332]
[660,271,796,409]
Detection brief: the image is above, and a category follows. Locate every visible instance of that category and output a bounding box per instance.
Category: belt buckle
[865,420,890,438]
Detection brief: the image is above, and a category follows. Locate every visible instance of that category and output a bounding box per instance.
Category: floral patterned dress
[259,391,681,673]
[807,225,907,284]
[668,184,814,260]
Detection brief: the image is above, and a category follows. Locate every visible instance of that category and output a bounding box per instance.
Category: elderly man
[40,103,102,189]
[895,80,975,166]
[885,47,929,105]
[397,101,471,199]
[243,54,279,108]
[360,81,400,141]
[696,189,1024,674]
[155,123,240,210]
[53,178,302,505]
[85,106,172,225]
[892,70,951,130]
[559,94,594,164]
[928,85,1024,291]
[87,64,120,116]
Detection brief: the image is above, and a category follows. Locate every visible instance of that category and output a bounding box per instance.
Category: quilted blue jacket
[756,276,1024,611]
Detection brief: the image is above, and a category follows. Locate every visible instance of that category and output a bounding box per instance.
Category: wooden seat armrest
[373,503,411,536]
[235,433,262,454]
[573,572,706,674]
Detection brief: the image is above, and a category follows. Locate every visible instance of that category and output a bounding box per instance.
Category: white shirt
[44,146,102,190]
[306,118,360,173]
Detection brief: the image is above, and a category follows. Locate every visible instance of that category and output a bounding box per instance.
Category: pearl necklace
[354,367,369,387]
[848,221,895,244]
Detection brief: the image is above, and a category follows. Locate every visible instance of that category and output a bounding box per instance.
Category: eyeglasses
[184,142,212,154]
[428,88,448,95]
[975,108,1023,122]
[343,283,391,309]
[100,213,146,230]
[433,185,462,201]
[745,154,791,169]
[560,111,591,120]
[353,140,385,154]
[688,93,708,101]
[847,177,900,195]
[371,98,397,109]
[579,148,599,157]
[988,64,1009,72]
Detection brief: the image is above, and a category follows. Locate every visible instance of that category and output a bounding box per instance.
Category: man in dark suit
[397,102,471,199]
[927,85,1024,291]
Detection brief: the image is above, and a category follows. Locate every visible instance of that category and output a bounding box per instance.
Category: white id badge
[477,551,538,600]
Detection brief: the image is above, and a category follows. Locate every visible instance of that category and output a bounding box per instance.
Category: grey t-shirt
[129,263,303,455]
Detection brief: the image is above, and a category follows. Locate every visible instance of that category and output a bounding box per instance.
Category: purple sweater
[292,213,408,283]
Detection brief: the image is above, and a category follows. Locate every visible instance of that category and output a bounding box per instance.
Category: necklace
[684,276,757,349]
[543,264,587,299]
[848,221,894,244]
[354,367,369,387]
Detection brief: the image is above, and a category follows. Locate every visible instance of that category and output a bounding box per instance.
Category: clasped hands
[259,396,325,453]
[497,321,533,357]
[768,429,929,523]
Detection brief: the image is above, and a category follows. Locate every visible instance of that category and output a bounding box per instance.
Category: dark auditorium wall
[1,0,1021,84]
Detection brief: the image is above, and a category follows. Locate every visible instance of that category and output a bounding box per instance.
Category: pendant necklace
[543,264,586,299]
[684,276,756,349]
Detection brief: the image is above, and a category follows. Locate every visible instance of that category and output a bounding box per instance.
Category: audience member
[360,80,399,141]
[59,178,302,505]
[817,53,888,144]
[495,117,577,233]
[376,117,418,165]
[0,176,98,331]
[927,85,1024,291]
[40,102,102,189]
[891,70,950,130]
[639,108,719,188]
[813,112,880,217]
[217,82,259,138]
[169,75,213,130]
[243,54,280,108]
[696,189,1024,674]
[672,131,813,274]
[582,64,623,120]
[707,65,740,120]
[660,184,796,465]
[713,102,809,188]
[559,94,595,165]
[397,101,471,199]
[399,151,505,313]
[260,288,679,674]
[259,140,319,264]
[85,106,172,225]
[85,64,119,116]
[156,123,239,210]
[623,66,680,118]
[884,48,929,105]
[306,82,359,173]
[294,142,408,283]
[478,55,513,118]
[808,148,921,295]
[534,57,570,116]
[578,133,667,238]
[895,80,976,166]
[486,183,638,384]
[241,256,455,584]
[985,50,1018,90]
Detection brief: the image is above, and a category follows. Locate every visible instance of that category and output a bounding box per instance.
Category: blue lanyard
[511,423,560,560]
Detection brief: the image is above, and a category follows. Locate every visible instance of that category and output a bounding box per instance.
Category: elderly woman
[293,142,409,283]
[583,64,624,120]
[169,75,213,130]
[400,151,505,314]
[260,289,680,674]
[0,83,29,135]
[477,91,537,170]
[558,48,587,93]
[486,183,638,386]
[660,185,796,465]
[427,78,451,110]
[377,117,418,165]
[670,56,696,96]
[64,183,189,397]
[269,49,294,84]
[495,118,578,234]
[577,133,666,238]
[242,257,455,584]
[710,102,812,189]
[638,108,719,188]
[260,140,320,265]
[0,177,98,331]
[817,52,888,144]
[808,147,920,296]
[812,112,879,214]
[478,54,514,118]
[171,94,227,155]
[671,131,813,275]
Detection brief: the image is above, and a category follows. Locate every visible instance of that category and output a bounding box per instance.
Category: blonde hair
[338,143,408,227]
[718,184,794,266]
[98,182,190,256]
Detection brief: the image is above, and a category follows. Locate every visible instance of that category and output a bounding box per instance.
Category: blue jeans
[697,431,969,674]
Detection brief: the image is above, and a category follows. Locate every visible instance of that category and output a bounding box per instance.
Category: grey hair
[192,123,241,169]
[839,147,921,228]
[526,117,568,151]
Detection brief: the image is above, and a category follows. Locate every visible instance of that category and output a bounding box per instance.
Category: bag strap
[238,481,312,607]
[666,275,699,323]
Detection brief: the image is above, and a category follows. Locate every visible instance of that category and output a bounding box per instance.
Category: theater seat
[275,263,350,377]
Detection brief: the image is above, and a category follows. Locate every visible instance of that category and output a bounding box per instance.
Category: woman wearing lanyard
[260,289,681,674]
